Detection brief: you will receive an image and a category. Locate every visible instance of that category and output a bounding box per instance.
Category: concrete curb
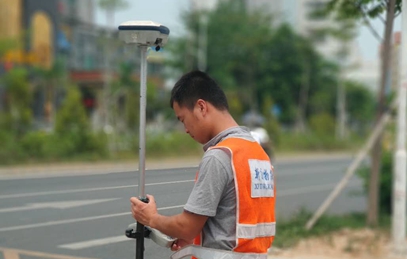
[0,157,202,179]
[0,152,353,179]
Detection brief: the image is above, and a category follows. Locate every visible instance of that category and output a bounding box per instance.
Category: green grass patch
[273,209,390,249]
[276,132,364,153]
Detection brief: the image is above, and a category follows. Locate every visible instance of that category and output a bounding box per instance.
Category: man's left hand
[130,194,157,226]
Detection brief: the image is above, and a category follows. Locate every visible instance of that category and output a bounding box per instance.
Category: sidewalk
[0,152,352,179]
[0,156,203,179]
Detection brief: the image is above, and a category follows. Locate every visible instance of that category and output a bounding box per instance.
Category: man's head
[170,71,234,144]
[170,70,229,111]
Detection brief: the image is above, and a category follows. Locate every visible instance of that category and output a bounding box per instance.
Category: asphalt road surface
[0,154,366,259]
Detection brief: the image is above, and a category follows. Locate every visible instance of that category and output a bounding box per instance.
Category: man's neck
[211,112,239,137]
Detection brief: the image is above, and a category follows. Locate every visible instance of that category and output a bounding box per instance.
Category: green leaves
[97,0,128,10]
[324,0,401,20]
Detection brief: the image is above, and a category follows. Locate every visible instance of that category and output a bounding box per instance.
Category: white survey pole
[138,45,148,197]
[393,0,407,253]
[118,21,169,259]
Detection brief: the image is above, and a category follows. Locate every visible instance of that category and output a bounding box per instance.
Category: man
[130,71,276,259]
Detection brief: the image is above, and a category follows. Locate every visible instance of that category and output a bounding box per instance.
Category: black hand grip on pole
[125,197,150,259]
[136,222,145,259]
[136,197,149,259]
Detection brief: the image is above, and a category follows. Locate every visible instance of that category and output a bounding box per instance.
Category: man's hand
[130,194,157,226]
[171,239,192,251]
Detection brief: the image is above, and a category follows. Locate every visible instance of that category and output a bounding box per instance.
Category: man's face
[173,101,208,144]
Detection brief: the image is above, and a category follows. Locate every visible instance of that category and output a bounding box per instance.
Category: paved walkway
[0,152,353,179]
[0,156,202,178]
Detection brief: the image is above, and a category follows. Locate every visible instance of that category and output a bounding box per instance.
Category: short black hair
[170,70,229,111]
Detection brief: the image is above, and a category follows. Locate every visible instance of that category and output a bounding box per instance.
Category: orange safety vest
[191,137,276,258]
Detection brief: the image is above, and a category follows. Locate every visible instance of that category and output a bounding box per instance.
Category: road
[0,154,366,259]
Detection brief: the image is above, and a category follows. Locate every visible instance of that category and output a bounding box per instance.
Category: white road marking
[0,180,194,200]
[0,205,184,232]
[278,181,360,197]
[0,181,362,233]
[0,198,119,213]
[59,235,130,250]
[56,182,363,250]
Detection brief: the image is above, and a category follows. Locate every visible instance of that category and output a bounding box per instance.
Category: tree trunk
[367,0,395,226]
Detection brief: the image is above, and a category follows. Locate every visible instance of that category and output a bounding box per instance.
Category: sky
[95,0,402,62]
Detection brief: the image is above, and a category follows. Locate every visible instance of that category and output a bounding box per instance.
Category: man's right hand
[171,239,192,251]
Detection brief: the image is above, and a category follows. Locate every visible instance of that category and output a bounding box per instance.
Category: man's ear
[196,99,208,115]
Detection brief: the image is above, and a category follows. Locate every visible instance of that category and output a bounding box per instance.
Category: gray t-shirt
[184,126,257,250]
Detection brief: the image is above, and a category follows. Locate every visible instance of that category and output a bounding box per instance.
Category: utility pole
[392,0,407,253]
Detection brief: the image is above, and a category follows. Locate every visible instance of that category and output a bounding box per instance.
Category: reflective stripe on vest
[171,245,268,259]
[237,222,276,239]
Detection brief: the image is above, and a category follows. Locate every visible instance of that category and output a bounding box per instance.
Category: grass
[273,209,391,249]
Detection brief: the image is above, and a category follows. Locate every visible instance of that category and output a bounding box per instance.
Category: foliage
[309,112,336,137]
[0,130,26,163]
[276,131,360,152]
[357,150,393,215]
[145,130,202,157]
[0,67,33,135]
[345,80,376,133]
[167,0,340,125]
[111,61,171,132]
[323,0,401,21]
[54,86,107,156]
[98,0,128,10]
[261,94,281,146]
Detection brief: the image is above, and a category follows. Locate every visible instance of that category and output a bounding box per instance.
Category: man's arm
[130,195,208,241]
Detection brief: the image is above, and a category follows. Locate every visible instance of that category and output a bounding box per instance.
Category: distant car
[250,127,274,162]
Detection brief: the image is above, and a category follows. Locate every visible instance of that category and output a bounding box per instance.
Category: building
[59,0,95,25]
[0,0,167,130]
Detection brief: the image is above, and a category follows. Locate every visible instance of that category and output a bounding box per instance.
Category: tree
[345,80,376,134]
[167,0,339,126]
[98,0,128,26]
[31,58,67,128]
[309,3,359,139]
[321,0,401,226]
[0,68,32,136]
[97,0,128,149]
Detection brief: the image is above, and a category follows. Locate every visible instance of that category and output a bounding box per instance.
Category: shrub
[53,86,108,158]
[0,130,26,164]
[309,112,335,137]
[277,132,353,152]
[145,130,201,157]
[357,150,392,215]
[20,131,49,158]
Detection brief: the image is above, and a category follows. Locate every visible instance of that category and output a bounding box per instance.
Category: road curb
[0,152,353,179]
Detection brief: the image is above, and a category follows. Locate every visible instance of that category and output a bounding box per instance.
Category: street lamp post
[392,0,407,253]
[118,21,169,259]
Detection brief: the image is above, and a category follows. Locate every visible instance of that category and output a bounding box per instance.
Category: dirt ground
[269,228,407,259]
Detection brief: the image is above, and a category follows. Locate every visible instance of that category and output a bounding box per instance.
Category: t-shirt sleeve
[184,149,231,217]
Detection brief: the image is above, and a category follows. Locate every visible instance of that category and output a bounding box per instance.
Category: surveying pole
[118,21,170,259]
[393,0,407,253]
